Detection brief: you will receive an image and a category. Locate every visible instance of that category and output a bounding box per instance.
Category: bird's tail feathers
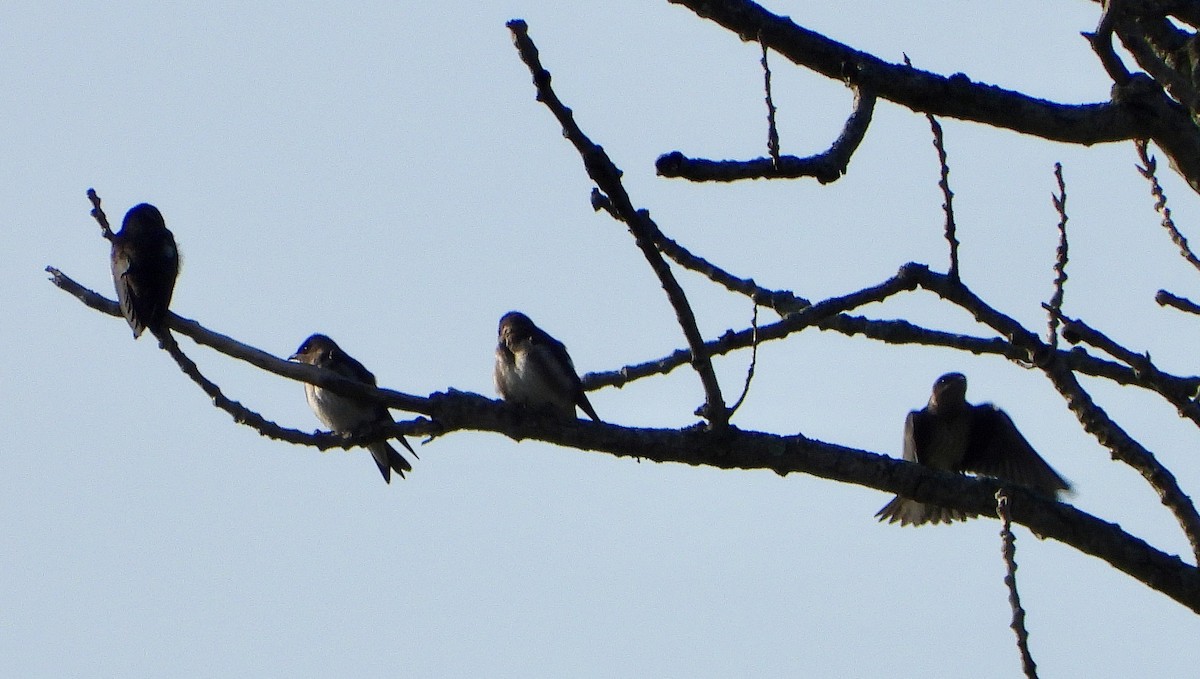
[577,392,601,422]
[875,496,976,526]
[368,441,412,484]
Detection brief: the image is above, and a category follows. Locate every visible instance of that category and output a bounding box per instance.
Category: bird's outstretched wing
[962,405,1070,495]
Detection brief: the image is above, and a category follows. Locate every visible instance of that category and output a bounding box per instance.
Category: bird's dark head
[290,333,339,365]
[929,372,968,412]
[498,311,535,346]
[119,203,166,237]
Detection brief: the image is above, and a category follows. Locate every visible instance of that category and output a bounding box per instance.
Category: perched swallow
[290,334,414,483]
[109,203,179,338]
[494,311,600,421]
[876,372,1070,526]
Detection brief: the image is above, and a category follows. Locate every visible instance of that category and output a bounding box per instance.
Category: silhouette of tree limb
[656,82,875,183]
[997,490,1040,679]
[509,18,730,427]
[668,0,1200,194]
[47,264,1200,611]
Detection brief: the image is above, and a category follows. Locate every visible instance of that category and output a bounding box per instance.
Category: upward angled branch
[911,267,1200,563]
[1135,140,1200,274]
[1047,163,1070,349]
[508,19,729,427]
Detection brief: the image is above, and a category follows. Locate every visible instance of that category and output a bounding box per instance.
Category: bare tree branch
[47,263,1200,611]
[87,188,115,241]
[1085,0,1133,87]
[1136,139,1200,273]
[923,107,959,282]
[1102,0,1200,28]
[668,0,1141,143]
[997,491,1040,679]
[761,36,781,167]
[1111,9,1200,111]
[1047,163,1070,349]
[509,19,730,427]
[668,0,1200,194]
[1054,310,1200,427]
[899,52,961,281]
[726,301,759,418]
[910,266,1200,562]
[46,267,435,450]
[656,82,875,183]
[1156,289,1200,315]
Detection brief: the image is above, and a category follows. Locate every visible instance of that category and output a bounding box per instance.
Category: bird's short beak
[288,352,302,362]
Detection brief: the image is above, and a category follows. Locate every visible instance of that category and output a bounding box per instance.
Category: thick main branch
[669,0,1141,144]
[50,266,1200,611]
[668,0,1200,194]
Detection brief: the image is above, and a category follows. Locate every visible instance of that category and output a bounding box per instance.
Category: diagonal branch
[1111,10,1200,111]
[584,262,1200,423]
[601,195,811,313]
[909,265,1200,563]
[87,188,115,241]
[46,266,431,419]
[1084,0,1133,87]
[1135,140,1200,273]
[508,19,729,427]
[1055,310,1200,425]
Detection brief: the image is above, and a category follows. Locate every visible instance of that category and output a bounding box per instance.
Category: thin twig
[905,55,959,282]
[1047,163,1069,349]
[87,188,115,240]
[997,490,1040,679]
[727,301,760,418]
[1136,140,1200,274]
[509,19,729,427]
[930,114,959,282]
[761,35,781,168]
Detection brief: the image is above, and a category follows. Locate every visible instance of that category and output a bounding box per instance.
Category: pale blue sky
[5,1,1200,676]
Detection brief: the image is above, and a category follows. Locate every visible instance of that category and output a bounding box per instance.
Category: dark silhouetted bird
[109,203,179,338]
[290,334,414,483]
[876,372,1070,526]
[494,311,600,421]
